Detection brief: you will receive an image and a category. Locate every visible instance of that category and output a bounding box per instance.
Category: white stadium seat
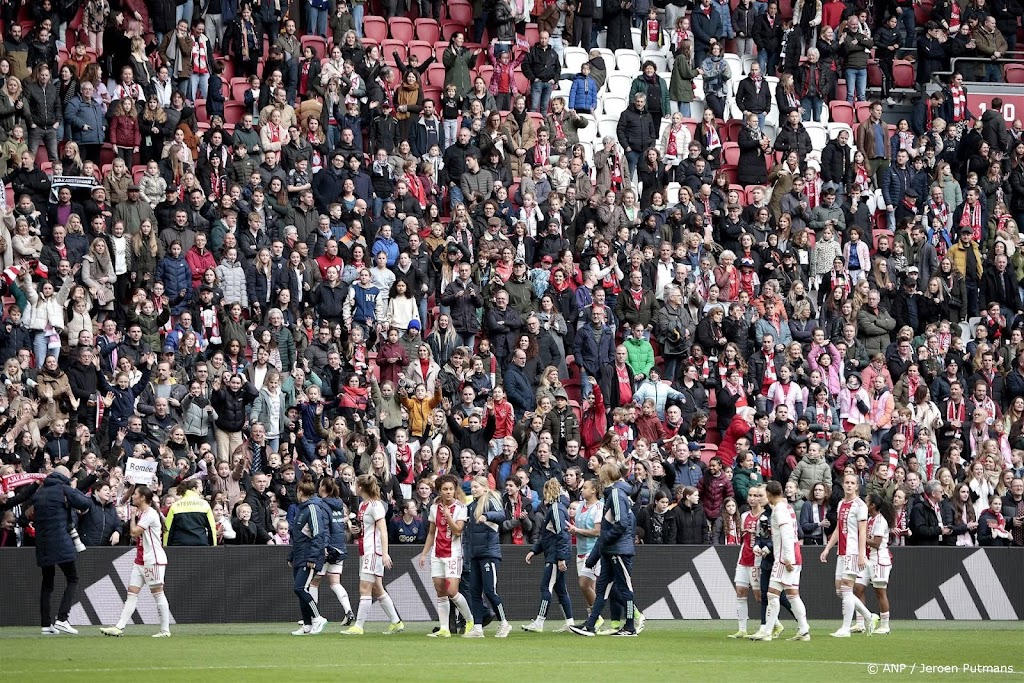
[564,46,588,73]
[614,49,642,76]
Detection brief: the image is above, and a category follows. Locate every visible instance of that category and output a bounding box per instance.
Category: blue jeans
[676,101,691,117]
[307,7,328,35]
[189,73,209,101]
[584,554,635,630]
[352,4,364,37]
[625,149,641,182]
[801,96,823,122]
[176,0,193,23]
[33,331,56,367]
[448,184,465,208]
[984,63,1003,83]
[538,562,572,620]
[443,119,459,150]
[531,81,552,114]
[845,68,867,103]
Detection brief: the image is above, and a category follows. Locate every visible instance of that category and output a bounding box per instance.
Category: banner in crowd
[1,546,1019,627]
[968,92,1024,124]
[124,459,158,486]
[1,473,46,493]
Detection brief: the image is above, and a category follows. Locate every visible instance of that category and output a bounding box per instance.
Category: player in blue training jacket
[289,478,329,636]
[522,478,574,633]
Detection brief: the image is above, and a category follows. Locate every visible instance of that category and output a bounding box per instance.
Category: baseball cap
[541,255,554,264]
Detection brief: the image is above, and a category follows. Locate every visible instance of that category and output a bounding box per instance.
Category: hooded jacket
[588,480,636,561]
[33,472,92,567]
[289,496,329,567]
[466,494,506,561]
[616,102,657,153]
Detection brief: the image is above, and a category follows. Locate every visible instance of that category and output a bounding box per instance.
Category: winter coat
[636,504,679,544]
[788,453,833,500]
[466,495,505,561]
[155,253,194,315]
[629,74,671,116]
[440,278,483,334]
[522,44,561,84]
[216,260,248,307]
[736,76,772,114]
[76,497,122,546]
[674,501,710,544]
[698,471,735,520]
[592,480,636,557]
[64,95,106,145]
[856,305,896,356]
[731,466,764,504]
[531,499,572,562]
[442,46,476,96]
[569,74,599,112]
[22,276,72,332]
[211,382,258,432]
[669,56,699,103]
[33,472,93,567]
[616,103,657,153]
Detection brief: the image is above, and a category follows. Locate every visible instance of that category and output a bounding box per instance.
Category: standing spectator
[691,0,724,66]
[753,2,783,76]
[522,31,561,114]
[64,81,106,164]
[617,92,657,182]
[698,456,735,524]
[908,479,947,545]
[23,64,61,162]
[840,15,873,104]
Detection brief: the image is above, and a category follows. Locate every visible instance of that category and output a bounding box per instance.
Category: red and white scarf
[950,85,967,123]
[960,201,983,242]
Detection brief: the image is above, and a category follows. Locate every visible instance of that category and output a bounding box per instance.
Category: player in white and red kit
[101,486,171,638]
[753,481,810,641]
[418,474,473,638]
[820,472,878,637]
[341,475,404,635]
[855,493,895,634]
[729,485,765,638]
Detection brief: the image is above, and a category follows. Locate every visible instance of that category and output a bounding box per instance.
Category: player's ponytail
[356,474,381,500]
[868,492,896,528]
[472,476,499,522]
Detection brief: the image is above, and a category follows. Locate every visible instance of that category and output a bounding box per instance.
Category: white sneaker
[875,626,891,635]
[41,626,60,635]
[53,620,78,635]
[635,610,646,634]
[747,629,772,641]
[495,623,513,638]
[830,629,851,638]
[310,617,328,635]
[867,614,880,636]
[521,621,544,633]
[292,625,311,636]
[152,631,172,638]
[463,626,485,638]
[553,623,573,633]
[850,623,865,633]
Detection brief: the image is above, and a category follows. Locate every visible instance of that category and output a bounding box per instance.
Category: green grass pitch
[2,621,1021,682]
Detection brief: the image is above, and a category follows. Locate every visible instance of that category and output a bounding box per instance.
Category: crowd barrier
[1,546,1020,626]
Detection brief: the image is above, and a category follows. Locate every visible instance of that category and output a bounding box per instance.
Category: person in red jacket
[698,455,735,523]
[185,233,217,287]
[109,97,141,166]
[718,407,755,467]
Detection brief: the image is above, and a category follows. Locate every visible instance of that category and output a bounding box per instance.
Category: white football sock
[841,588,855,630]
[736,596,748,632]
[379,593,400,623]
[356,596,371,628]
[451,593,472,621]
[765,594,780,635]
[790,595,809,633]
[115,592,138,630]
[437,597,451,629]
[881,611,890,627]
[331,583,352,613]
[154,592,170,633]
[308,585,319,605]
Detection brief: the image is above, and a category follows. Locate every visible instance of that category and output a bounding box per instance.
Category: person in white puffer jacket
[20,270,73,368]
[215,247,249,308]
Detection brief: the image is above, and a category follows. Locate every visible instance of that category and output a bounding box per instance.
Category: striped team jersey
[429,501,467,559]
[575,500,603,556]
[359,499,386,557]
[837,498,868,555]
[738,510,759,567]
[867,514,892,566]
[770,502,801,566]
[135,507,167,566]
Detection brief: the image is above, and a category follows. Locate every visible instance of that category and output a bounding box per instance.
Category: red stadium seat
[441,20,465,40]
[422,85,441,104]
[390,17,415,43]
[383,39,408,66]
[230,78,250,102]
[300,35,327,59]
[446,2,473,27]
[893,60,915,88]
[724,119,742,142]
[425,64,448,87]
[867,59,882,88]
[363,16,388,44]
[828,100,855,125]
[415,18,441,44]
[722,142,740,166]
[1007,64,1024,84]
[132,165,146,184]
[195,98,207,122]
[524,23,539,45]
[513,71,530,97]
[223,101,246,125]
[855,101,872,122]
[408,40,434,66]
[476,64,494,85]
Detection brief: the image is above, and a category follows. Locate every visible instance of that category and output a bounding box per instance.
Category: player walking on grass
[465,477,512,638]
[307,478,356,626]
[523,479,574,633]
[101,486,172,638]
[567,479,605,633]
[417,474,474,638]
[748,489,792,640]
[342,475,404,635]
[751,481,810,642]
[569,463,639,638]
[289,478,330,635]
[854,493,894,635]
[728,485,765,639]
[820,473,878,638]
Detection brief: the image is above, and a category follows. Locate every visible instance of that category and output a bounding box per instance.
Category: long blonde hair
[472,476,501,522]
[132,220,159,257]
[542,478,563,504]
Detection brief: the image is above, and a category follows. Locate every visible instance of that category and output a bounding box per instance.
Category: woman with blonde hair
[464,476,510,637]
[523,478,574,634]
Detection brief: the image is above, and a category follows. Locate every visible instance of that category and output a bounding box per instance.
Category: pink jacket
[487,44,526,96]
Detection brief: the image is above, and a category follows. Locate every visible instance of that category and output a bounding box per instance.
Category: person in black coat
[75,481,122,547]
[616,94,658,181]
[735,66,773,125]
[737,113,770,186]
[33,469,92,633]
[636,493,680,544]
[673,486,710,544]
[908,481,946,545]
[752,2,784,75]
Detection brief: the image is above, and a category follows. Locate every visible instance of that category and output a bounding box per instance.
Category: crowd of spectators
[0,0,1023,559]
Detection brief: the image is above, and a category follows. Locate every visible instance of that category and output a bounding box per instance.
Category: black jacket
[820,139,852,184]
[616,103,657,153]
[908,497,943,545]
[736,77,772,115]
[673,502,710,544]
[752,13,783,52]
[522,44,560,83]
[637,504,679,544]
[211,383,258,432]
[76,497,122,546]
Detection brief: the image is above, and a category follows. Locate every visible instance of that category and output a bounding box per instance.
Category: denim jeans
[189,72,209,101]
[176,0,193,23]
[33,331,57,367]
[443,119,459,150]
[449,184,465,208]
[801,95,823,122]
[352,4,364,37]
[624,149,641,183]
[984,63,1004,83]
[845,68,867,103]
[675,101,691,117]
[531,81,552,113]
[308,7,328,35]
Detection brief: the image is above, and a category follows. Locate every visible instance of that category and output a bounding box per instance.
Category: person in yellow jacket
[164,480,217,546]
[398,381,442,440]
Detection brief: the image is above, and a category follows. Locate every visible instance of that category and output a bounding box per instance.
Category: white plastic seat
[631,27,642,52]
[576,114,600,143]
[598,115,619,143]
[564,46,588,73]
[827,122,853,140]
[804,121,827,151]
[666,182,681,205]
[640,50,669,73]
[614,49,642,76]
[606,72,633,95]
[594,47,614,70]
[603,95,628,118]
[723,53,743,81]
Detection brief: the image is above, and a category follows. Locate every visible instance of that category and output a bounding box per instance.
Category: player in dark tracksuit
[464,478,509,636]
[571,463,639,637]
[522,479,574,632]
[311,478,355,625]
[755,502,794,633]
[289,480,329,634]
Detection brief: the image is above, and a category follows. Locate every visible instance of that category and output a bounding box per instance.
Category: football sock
[853,594,871,621]
[114,592,138,630]
[790,595,809,633]
[437,597,450,629]
[737,596,749,632]
[451,593,472,621]
[356,596,371,629]
[155,592,170,632]
[841,587,855,631]
[308,585,319,605]
[331,583,352,613]
[765,594,780,635]
[379,593,400,624]
[881,611,890,628]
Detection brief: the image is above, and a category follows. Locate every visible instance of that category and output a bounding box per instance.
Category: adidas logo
[67,550,176,627]
[642,547,734,619]
[914,550,1018,620]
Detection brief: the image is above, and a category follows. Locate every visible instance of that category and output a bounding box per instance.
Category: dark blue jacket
[75,497,121,546]
[569,75,599,113]
[155,254,194,314]
[531,500,572,562]
[574,323,615,377]
[98,366,152,431]
[32,472,92,567]
[320,497,348,561]
[465,495,506,561]
[588,480,636,564]
[503,364,535,417]
[289,496,329,568]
